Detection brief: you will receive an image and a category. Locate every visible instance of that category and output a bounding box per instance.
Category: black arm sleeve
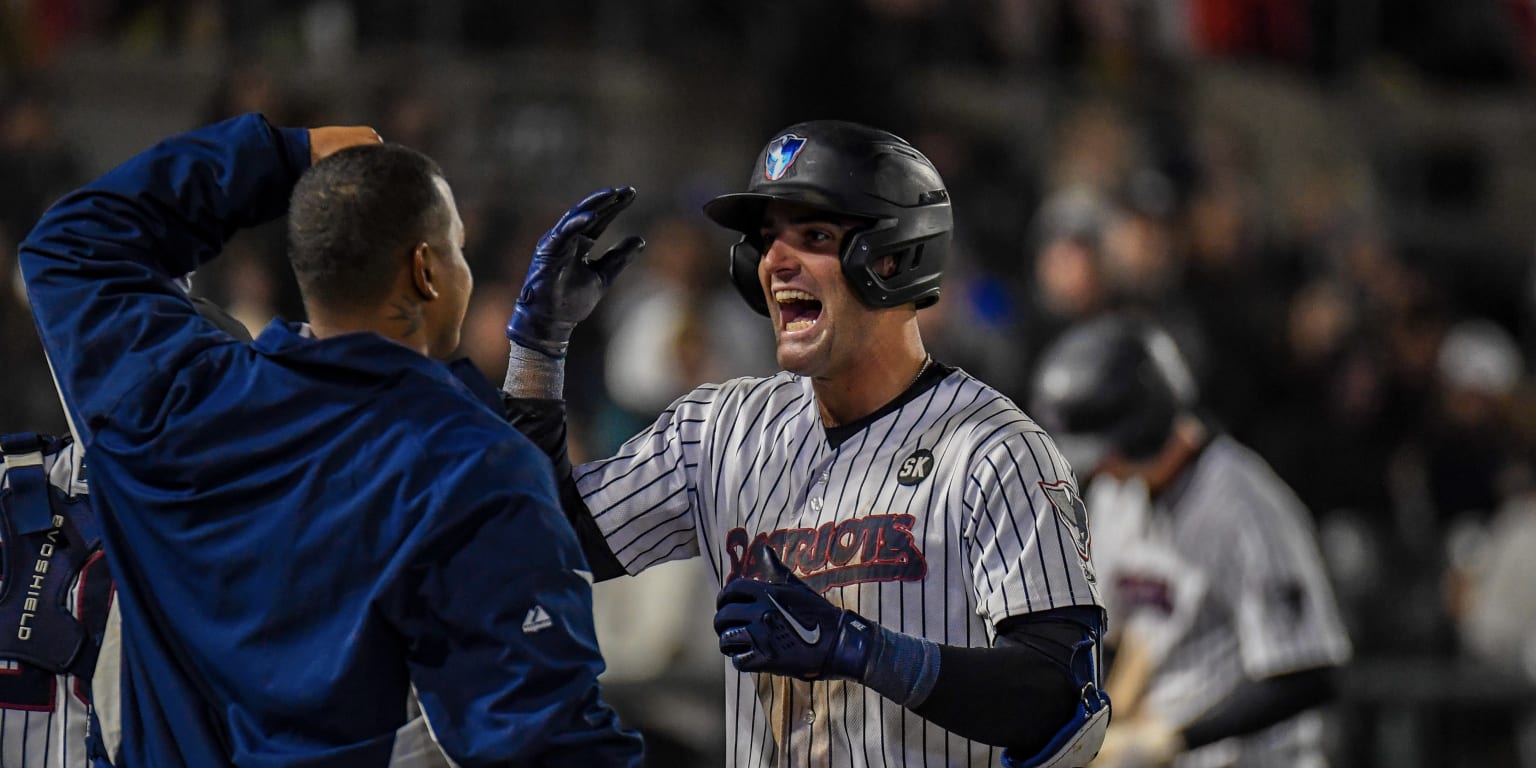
[910,606,1099,752]
[502,395,627,581]
[1180,666,1339,749]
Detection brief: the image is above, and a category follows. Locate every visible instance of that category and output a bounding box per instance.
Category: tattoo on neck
[388,297,424,338]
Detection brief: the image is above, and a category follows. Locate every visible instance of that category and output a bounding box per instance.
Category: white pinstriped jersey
[0,440,105,768]
[576,366,1102,767]
[1087,436,1352,768]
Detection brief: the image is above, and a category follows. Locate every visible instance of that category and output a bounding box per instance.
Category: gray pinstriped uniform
[1089,435,1351,768]
[575,367,1102,767]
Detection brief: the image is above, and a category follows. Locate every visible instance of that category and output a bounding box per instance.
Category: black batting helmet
[1029,314,1197,475]
[703,120,952,315]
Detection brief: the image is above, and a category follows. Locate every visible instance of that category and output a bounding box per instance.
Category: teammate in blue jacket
[19,114,642,767]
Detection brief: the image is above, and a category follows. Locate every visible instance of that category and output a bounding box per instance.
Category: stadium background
[2,1,1535,765]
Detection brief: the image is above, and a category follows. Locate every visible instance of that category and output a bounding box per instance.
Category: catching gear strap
[0,433,97,675]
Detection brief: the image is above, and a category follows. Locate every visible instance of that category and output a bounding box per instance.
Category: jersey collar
[822,360,954,449]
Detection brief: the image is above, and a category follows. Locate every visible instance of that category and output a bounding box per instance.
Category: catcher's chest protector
[0,433,106,677]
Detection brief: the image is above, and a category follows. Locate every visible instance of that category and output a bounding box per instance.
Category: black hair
[287,143,449,310]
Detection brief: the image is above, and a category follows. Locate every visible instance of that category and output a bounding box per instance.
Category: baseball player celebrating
[504,121,1109,767]
[1029,314,1352,768]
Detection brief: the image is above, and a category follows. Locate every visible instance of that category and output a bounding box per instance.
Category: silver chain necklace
[908,355,932,390]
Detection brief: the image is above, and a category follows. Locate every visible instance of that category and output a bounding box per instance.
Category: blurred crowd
[4,0,1536,765]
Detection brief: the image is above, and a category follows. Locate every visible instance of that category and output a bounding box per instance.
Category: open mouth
[774,289,823,332]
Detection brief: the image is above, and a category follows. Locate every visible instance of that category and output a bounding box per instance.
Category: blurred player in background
[20,114,641,767]
[1030,313,1352,768]
[503,120,1109,767]
[0,295,250,768]
[0,433,104,768]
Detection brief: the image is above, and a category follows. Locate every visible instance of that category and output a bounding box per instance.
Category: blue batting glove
[507,187,645,358]
[713,546,881,681]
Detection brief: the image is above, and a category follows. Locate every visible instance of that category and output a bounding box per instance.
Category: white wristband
[504,342,566,400]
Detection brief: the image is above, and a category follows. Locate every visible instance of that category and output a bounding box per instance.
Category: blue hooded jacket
[19,114,642,767]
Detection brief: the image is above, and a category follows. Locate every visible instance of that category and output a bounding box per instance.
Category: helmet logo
[764,134,808,180]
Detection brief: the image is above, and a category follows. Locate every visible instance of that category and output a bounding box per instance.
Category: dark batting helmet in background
[703,120,953,315]
[1029,314,1198,476]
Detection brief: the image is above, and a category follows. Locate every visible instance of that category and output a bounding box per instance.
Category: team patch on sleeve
[1040,480,1097,585]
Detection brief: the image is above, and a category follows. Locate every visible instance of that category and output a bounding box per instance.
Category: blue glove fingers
[757,543,822,592]
[760,545,797,585]
[577,186,638,238]
[569,186,633,216]
[716,576,770,609]
[531,184,630,256]
[720,624,769,673]
[718,626,756,656]
[532,212,589,258]
[557,210,593,237]
[535,187,632,255]
[507,188,639,358]
[712,599,769,635]
[589,235,646,285]
[731,651,768,673]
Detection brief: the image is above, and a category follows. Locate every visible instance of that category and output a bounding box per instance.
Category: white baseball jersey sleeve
[575,367,1102,767]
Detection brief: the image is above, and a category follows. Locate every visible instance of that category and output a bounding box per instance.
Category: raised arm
[500,187,645,579]
[18,114,375,446]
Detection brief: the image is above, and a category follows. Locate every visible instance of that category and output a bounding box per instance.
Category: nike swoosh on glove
[713,544,880,681]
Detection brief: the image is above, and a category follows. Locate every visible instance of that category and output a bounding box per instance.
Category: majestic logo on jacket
[764,134,807,180]
[725,514,927,592]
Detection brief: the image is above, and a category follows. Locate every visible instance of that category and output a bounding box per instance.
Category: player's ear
[410,242,439,301]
